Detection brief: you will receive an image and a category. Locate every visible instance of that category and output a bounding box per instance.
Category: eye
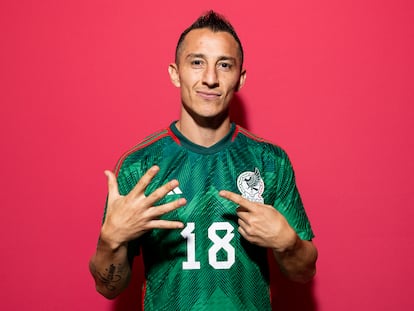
[218,62,232,71]
[191,59,204,68]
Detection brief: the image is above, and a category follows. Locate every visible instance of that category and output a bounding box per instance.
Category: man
[89,10,317,310]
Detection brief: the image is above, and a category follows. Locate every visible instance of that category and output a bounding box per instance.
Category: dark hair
[175,10,244,67]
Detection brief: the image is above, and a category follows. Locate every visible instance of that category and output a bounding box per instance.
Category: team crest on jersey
[237,168,265,203]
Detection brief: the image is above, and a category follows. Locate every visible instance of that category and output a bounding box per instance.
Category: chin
[193,111,230,128]
[183,101,229,121]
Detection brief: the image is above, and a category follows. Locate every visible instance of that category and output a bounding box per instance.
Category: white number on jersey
[180,222,201,269]
[181,222,235,270]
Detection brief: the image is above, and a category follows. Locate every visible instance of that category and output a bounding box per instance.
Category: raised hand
[101,165,186,248]
[219,190,297,252]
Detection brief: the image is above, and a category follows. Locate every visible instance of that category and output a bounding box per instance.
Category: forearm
[89,236,132,299]
[273,237,318,283]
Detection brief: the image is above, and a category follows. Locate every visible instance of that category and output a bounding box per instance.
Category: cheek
[179,83,195,103]
[180,80,194,95]
[223,81,240,95]
[221,73,242,89]
[179,75,198,91]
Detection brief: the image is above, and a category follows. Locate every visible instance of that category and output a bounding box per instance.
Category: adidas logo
[168,186,182,195]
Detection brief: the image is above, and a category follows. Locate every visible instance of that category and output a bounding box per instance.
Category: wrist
[273,230,300,254]
[98,227,127,252]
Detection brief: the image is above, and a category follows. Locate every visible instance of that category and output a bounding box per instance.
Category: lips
[196,90,221,100]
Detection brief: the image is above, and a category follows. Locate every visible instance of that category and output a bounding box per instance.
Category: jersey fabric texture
[111,122,314,311]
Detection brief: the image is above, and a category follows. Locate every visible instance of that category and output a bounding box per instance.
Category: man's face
[169,28,246,121]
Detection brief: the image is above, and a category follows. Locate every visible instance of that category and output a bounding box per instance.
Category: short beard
[182,102,230,130]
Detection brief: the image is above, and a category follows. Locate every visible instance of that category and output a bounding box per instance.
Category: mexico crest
[237,168,265,203]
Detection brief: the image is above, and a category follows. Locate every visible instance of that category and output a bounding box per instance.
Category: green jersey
[113,122,314,311]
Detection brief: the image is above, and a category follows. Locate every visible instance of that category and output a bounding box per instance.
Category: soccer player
[89,10,318,310]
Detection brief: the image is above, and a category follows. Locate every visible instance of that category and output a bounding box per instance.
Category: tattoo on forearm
[97,264,122,291]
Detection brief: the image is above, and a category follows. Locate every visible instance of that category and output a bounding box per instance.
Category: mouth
[196,90,221,100]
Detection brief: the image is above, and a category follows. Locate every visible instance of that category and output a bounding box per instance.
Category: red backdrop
[1,0,413,310]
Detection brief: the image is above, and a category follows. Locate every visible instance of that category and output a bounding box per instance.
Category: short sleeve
[272,150,314,240]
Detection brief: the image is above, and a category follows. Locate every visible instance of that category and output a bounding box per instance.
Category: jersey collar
[169,121,237,155]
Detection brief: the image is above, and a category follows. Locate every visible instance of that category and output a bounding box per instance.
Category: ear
[168,63,181,87]
[236,69,247,91]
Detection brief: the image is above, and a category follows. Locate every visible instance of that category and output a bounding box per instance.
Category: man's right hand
[100,165,186,249]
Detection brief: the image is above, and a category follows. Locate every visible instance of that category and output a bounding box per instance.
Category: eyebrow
[186,53,237,63]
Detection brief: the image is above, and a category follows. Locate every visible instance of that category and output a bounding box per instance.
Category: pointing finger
[219,190,245,205]
[219,190,254,211]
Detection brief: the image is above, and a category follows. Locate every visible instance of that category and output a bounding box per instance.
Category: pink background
[1,0,413,310]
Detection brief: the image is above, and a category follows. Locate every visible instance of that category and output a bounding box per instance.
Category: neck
[176,114,231,147]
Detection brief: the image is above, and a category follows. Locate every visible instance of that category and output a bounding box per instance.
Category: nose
[202,65,219,88]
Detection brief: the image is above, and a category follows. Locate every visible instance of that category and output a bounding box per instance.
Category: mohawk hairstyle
[175,10,244,67]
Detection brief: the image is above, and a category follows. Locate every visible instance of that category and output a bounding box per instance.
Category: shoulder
[114,126,175,175]
[234,125,290,161]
